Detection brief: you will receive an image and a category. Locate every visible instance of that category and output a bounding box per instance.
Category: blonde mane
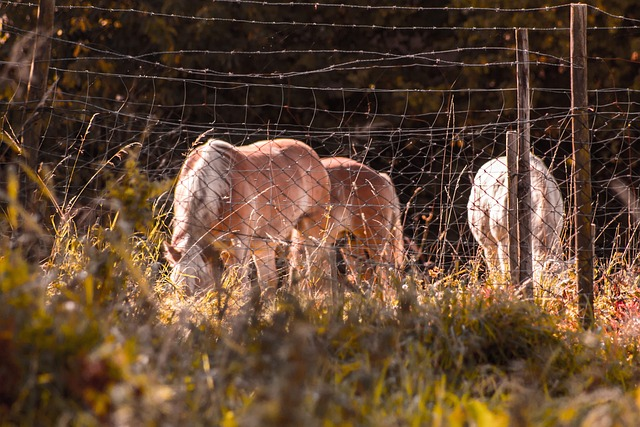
[170,140,233,252]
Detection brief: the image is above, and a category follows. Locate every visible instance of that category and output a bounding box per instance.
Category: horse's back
[322,157,396,208]
[231,138,330,239]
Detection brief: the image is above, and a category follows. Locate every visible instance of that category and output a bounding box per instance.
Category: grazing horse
[164,137,331,296]
[467,155,564,285]
[293,157,404,285]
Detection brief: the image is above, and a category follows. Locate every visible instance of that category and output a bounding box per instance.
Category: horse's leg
[326,245,339,290]
[488,202,509,279]
[287,229,305,285]
[482,243,500,276]
[312,222,342,314]
[359,228,393,289]
[297,214,335,289]
[201,245,224,289]
[531,238,552,288]
[252,242,280,296]
[350,216,385,285]
[223,241,260,311]
[496,240,510,281]
[375,236,394,284]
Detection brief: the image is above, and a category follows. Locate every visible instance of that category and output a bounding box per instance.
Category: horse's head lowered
[164,239,224,294]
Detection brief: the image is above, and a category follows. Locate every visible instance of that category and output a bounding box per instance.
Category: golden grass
[2,164,640,426]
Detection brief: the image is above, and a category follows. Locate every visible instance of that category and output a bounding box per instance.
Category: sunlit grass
[2,163,640,426]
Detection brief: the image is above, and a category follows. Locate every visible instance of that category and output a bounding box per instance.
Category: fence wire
[2,1,640,288]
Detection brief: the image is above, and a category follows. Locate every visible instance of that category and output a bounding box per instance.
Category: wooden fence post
[516,28,533,298]
[506,130,519,285]
[571,3,594,328]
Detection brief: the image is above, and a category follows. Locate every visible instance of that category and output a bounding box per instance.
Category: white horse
[164,136,331,297]
[467,155,564,285]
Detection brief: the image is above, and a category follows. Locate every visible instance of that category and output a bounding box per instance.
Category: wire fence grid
[2,1,640,290]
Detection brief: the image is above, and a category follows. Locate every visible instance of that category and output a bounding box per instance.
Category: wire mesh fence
[2,2,640,294]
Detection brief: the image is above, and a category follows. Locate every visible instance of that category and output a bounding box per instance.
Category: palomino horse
[467,155,564,285]
[293,157,404,285]
[164,136,331,297]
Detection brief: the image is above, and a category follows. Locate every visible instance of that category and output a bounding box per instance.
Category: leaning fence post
[570,3,594,328]
[516,28,533,298]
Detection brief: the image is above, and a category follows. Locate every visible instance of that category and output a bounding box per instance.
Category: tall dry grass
[2,158,640,426]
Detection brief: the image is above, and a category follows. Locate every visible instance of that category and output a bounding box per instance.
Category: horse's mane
[171,139,233,249]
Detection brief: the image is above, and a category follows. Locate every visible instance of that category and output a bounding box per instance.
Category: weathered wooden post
[506,130,519,285]
[516,28,533,298]
[570,3,594,328]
